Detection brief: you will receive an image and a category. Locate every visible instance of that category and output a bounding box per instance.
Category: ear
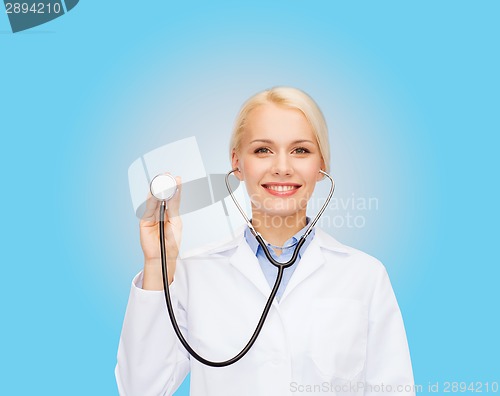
[316,159,327,181]
[231,150,244,181]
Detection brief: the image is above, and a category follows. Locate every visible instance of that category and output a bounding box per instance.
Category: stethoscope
[149,168,335,367]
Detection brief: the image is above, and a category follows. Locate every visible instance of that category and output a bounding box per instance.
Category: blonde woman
[116,87,415,395]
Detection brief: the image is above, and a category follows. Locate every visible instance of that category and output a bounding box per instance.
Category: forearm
[143,259,175,290]
[116,272,189,395]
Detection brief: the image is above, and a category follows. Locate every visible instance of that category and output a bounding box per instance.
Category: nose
[271,152,294,176]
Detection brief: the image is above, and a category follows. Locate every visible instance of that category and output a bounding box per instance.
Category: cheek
[240,159,266,181]
[304,163,322,182]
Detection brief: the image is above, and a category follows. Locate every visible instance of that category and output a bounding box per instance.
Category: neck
[251,210,307,247]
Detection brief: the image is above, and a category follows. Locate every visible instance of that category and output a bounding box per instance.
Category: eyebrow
[249,139,315,144]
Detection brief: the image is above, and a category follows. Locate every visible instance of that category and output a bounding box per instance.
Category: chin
[267,210,299,218]
[255,206,307,220]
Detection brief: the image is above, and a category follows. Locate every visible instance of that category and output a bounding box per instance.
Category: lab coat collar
[312,227,351,254]
[184,226,350,303]
[225,226,350,303]
[195,225,349,256]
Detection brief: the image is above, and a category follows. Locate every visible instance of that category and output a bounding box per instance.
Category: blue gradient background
[1,1,498,395]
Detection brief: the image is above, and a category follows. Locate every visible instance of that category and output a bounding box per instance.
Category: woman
[115,87,415,395]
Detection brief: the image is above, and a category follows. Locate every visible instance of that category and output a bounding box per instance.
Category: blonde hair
[229,86,330,173]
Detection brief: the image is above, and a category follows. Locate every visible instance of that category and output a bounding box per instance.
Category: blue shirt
[244,219,315,301]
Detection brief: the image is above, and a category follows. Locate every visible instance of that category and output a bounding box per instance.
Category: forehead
[243,103,314,140]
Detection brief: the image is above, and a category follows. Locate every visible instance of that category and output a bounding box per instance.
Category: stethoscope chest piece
[150,174,177,201]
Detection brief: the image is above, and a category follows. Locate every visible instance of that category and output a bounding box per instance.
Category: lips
[262,183,301,196]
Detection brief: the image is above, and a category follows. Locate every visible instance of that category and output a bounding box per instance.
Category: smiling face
[231,102,325,227]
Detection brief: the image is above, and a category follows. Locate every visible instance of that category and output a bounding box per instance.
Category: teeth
[266,185,296,192]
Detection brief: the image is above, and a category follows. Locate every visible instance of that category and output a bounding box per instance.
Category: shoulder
[180,225,247,259]
[314,227,386,273]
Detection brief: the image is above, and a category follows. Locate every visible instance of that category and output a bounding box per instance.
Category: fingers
[165,217,182,258]
[166,176,182,220]
[165,176,182,254]
[141,192,160,224]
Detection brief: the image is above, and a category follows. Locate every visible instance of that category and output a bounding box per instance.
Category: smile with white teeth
[265,185,297,192]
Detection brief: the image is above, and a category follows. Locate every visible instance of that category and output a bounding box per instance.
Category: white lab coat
[115,227,414,396]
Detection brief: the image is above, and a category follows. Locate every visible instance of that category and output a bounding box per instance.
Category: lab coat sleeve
[115,270,190,396]
[364,266,415,396]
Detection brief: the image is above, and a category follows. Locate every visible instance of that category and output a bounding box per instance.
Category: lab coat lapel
[279,229,349,302]
[229,239,275,301]
[280,235,325,302]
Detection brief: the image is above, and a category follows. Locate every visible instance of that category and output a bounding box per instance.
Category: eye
[254,147,271,154]
[293,147,311,154]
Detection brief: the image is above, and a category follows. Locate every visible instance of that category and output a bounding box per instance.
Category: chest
[181,260,369,381]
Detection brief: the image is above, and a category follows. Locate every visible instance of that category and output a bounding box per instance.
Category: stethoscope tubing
[225,169,335,268]
[159,201,285,367]
[158,169,335,367]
